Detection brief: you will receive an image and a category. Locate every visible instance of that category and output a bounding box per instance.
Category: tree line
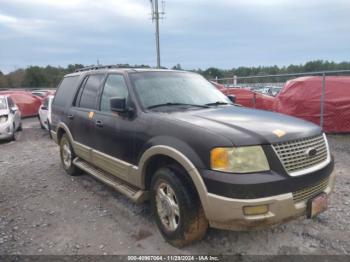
[1,60,350,89]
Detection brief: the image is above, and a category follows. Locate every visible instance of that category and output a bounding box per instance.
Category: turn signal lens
[210,147,230,171]
[243,205,269,216]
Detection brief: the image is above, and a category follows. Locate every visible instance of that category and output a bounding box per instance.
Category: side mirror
[10,106,18,113]
[227,95,236,104]
[110,97,127,113]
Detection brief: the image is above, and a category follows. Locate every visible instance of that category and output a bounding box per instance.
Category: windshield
[0,98,7,110]
[130,72,231,109]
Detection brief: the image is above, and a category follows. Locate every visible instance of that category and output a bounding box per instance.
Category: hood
[169,106,322,146]
[0,109,9,116]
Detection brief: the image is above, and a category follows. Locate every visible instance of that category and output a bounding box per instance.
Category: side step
[73,158,149,204]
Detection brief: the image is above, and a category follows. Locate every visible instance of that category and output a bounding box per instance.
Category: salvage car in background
[38,95,54,132]
[0,90,42,117]
[0,95,22,141]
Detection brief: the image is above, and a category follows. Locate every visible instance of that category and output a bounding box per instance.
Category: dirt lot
[0,118,349,255]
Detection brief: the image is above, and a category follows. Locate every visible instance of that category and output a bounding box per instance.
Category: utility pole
[155,0,161,68]
[150,0,165,69]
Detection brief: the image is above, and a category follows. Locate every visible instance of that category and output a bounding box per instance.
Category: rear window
[78,74,105,110]
[54,76,80,107]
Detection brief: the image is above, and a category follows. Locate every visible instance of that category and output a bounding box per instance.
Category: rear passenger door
[68,74,105,150]
[93,74,134,165]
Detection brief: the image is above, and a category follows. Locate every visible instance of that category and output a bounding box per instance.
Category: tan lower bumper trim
[205,172,335,231]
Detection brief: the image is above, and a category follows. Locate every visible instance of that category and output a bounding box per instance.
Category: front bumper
[0,122,13,140]
[204,171,335,231]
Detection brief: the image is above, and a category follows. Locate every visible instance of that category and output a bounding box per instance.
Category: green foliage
[1,60,350,89]
[171,64,183,70]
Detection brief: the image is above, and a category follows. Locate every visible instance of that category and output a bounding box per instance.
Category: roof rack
[75,65,124,72]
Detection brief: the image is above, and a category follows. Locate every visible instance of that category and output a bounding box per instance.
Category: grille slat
[273,134,329,175]
[281,148,327,162]
[292,177,329,203]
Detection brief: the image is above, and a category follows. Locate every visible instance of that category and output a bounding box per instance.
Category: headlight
[0,115,8,124]
[210,146,270,173]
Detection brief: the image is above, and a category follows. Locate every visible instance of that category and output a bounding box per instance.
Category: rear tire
[11,124,17,141]
[150,165,208,247]
[59,134,81,176]
[47,121,52,139]
[38,116,45,129]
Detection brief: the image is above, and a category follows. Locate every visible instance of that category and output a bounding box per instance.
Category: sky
[0,0,350,73]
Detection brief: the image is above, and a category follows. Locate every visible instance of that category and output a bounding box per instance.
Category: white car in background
[38,95,54,133]
[0,95,22,141]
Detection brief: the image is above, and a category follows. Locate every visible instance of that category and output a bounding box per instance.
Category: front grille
[293,177,329,203]
[273,135,328,176]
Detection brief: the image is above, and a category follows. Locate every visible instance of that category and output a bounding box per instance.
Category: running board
[73,158,149,204]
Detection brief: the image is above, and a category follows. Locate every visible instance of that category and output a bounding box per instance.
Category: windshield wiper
[147,103,210,109]
[205,101,232,106]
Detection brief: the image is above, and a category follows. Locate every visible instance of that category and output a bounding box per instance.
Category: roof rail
[74,65,123,72]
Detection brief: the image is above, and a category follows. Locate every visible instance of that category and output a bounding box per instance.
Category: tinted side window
[54,76,80,107]
[100,74,129,112]
[79,74,104,110]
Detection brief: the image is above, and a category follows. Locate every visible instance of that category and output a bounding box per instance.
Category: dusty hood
[171,106,322,146]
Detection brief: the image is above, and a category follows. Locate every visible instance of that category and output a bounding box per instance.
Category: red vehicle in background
[211,82,275,110]
[0,90,42,117]
[275,76,350,133]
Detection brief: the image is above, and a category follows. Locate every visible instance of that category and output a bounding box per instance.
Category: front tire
[150,165,208,247]
[59,134,81,176]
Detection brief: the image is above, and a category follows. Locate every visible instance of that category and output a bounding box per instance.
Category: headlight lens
[0,115,8,124]
[210,146,270,173]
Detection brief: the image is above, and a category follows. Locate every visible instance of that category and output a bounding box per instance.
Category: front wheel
[150,166,208,247]
[59,134,81,176]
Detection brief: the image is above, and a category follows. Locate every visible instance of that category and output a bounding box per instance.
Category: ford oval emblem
[306,148,317,157]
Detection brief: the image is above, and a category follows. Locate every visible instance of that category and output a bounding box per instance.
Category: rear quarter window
[53,76,80,108]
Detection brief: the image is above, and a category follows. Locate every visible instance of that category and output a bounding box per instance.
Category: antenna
[149,0,165,69]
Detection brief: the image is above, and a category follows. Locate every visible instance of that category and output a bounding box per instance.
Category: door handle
[95,120,104,128]
[67,114,74,120]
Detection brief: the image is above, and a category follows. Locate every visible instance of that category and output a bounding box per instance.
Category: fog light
[243,205,269,216]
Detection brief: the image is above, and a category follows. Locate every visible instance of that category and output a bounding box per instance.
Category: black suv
[51,66,334,247]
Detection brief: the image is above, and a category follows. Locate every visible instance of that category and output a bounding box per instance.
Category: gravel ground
[0,118,349,255]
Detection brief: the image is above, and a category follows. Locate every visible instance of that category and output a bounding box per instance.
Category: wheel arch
[138,145,209,212]
[56,122,74,144]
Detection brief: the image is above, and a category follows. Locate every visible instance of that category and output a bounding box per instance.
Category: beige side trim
[73,142,92,162]
[73,142,141,187]
[138,145,210,214]
[92,149,129,179]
